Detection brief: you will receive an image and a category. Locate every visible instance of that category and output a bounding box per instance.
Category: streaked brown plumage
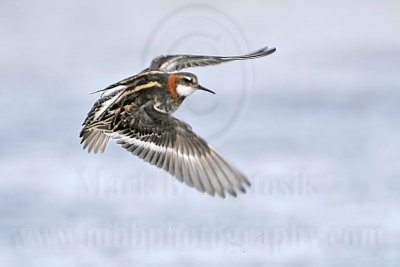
[80,46,276,198]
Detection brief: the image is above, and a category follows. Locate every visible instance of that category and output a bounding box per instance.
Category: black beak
[196,85,215,94]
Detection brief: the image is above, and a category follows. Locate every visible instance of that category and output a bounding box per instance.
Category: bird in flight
[80,46,276,198]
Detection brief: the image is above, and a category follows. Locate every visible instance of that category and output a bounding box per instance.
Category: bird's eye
[184,77,193,83]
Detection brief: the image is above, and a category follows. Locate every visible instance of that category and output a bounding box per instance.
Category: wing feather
[110,104,250,197]
[149,46,276,72]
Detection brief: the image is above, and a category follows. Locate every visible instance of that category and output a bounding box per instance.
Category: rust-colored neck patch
[168,74,178,99]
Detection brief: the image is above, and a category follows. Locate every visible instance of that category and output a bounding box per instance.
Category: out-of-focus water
[1,1,399,266]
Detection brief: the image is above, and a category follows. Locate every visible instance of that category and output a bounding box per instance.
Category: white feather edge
[110,132,198,160]
[93,86,126,119]
[102,85,127,97]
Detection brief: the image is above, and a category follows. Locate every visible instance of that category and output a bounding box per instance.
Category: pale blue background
[1,0,399,266]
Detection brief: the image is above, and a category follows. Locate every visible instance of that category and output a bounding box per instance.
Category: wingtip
[261,46,277,55]
[242,46,276,59]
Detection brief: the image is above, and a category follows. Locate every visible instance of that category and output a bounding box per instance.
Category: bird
[80,46,276,198]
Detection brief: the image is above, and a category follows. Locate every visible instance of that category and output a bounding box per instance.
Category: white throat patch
[176,85,195,97]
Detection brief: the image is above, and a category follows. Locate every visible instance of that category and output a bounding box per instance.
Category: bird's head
[168,73,215,99]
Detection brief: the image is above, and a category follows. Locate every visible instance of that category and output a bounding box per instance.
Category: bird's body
[80,46,276,198]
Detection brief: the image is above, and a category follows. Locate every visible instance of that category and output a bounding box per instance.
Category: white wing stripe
[111,132,248,197]
[94,93,121,120]
[102,85,127,97]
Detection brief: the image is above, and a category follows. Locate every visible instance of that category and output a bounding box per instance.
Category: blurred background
[1,0,399,266]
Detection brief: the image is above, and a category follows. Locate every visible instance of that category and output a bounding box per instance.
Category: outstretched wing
[149,46,276,72]
[111,102,251,198]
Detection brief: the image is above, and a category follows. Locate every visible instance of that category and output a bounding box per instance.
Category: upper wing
[111,102,251,198]
[149,46,276,72]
